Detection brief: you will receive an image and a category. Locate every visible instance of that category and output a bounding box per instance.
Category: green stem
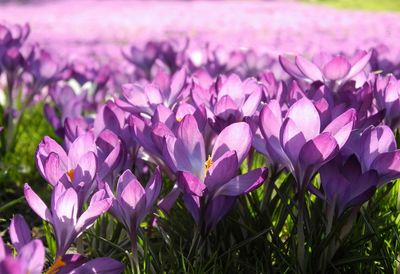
[297,189,306,273]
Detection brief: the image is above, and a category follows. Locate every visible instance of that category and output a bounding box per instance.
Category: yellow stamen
[45,256,66,274]
[204,155,213,173]
[176,116,182,122]
[67,169,75,182]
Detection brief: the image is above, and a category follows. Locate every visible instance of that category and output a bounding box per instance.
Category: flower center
[45,256,66,274]
[204,155,213,173]
[176,116,182,122]
[67,169,75,181]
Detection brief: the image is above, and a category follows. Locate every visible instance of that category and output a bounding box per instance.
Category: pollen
[176,116,182,122]
[204,155,213,173]
[67,169,75,182]
[45,256,66,274]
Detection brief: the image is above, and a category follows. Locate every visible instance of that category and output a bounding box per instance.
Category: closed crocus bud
[259,97,356,190]
[2,47,24,72]
[24,183,111,257]
[103,167,162,255]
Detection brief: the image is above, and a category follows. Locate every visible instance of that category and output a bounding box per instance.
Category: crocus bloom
[374,74,400,128]
[24,182,112,256]
[354,125,400,185]
[0,215,45,274]
[116,68,187,116]
[279,51,372,86]
[35,133,97,205]
[259,97,356,190]
[104,168,162,254]
[319,155,378,214]
[192,73,262,132]
[163,117,267,233]
[47,254,124,274]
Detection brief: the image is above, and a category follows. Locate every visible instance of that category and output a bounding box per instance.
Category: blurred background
[0,0,399,62]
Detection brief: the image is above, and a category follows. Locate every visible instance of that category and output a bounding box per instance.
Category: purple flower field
[1,0,400,273]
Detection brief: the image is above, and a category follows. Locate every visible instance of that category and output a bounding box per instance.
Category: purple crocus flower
[354,125,400,185]
[103,168,162,254]
[259,97,356,190]
[162,117,267,233]
[374,74,400,128]
[128,104,206,162]
[192,73,262,132]
[319,155,378,214]
[36,133,97,205]
[279,51,372,86]
[24,182,111,256]
[116,68,187,116]
[0,215,45,274]
[47,254,124,274]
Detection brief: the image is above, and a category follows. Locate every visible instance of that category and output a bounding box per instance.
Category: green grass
[304,0,400,12]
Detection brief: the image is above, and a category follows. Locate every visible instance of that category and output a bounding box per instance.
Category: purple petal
[18,240,45,274]
[120,84,149,111]
[323,108,356,149]
[322,56,351,81]
[212,122,252,164]
[68,133,96,169]
[279,55,306,79]
[299,133,338,166]
[177,171,205,197]
[214,95,240,121]
[152,105,175,128]
[287,97,320,141]
[169,67,187,105]
[24,184,51,222]
[176,115,206,177]
[371,150,400,184]
[205,151,238,193]
[241,89,262,117]
[43,153,64,186]
[9,215,32,252]
[120,177,146,211]
[158,186,181,212]
[36,136,67,179]
[0,257,25,274]
[116,169,140,199]
[213,168,267,197]
[69,257,124,274]
[346,50,372,80]
[145,167,162,211]
[361,125,397,169]
[76,197,111,235]
[96,130,122,180]
[280,118,306,167]
[163,135,193,173]
[73,152,97,185]
[295,56,323,82]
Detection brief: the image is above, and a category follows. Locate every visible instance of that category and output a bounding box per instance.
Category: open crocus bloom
[260,97,356,190]
[279,51,372,85]
[163,116,267,233]
[24,183,111,256]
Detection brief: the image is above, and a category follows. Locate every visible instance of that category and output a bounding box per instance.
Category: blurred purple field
[1,0,400,60]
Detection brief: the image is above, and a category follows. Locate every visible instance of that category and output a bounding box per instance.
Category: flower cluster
[2,21,400,272]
